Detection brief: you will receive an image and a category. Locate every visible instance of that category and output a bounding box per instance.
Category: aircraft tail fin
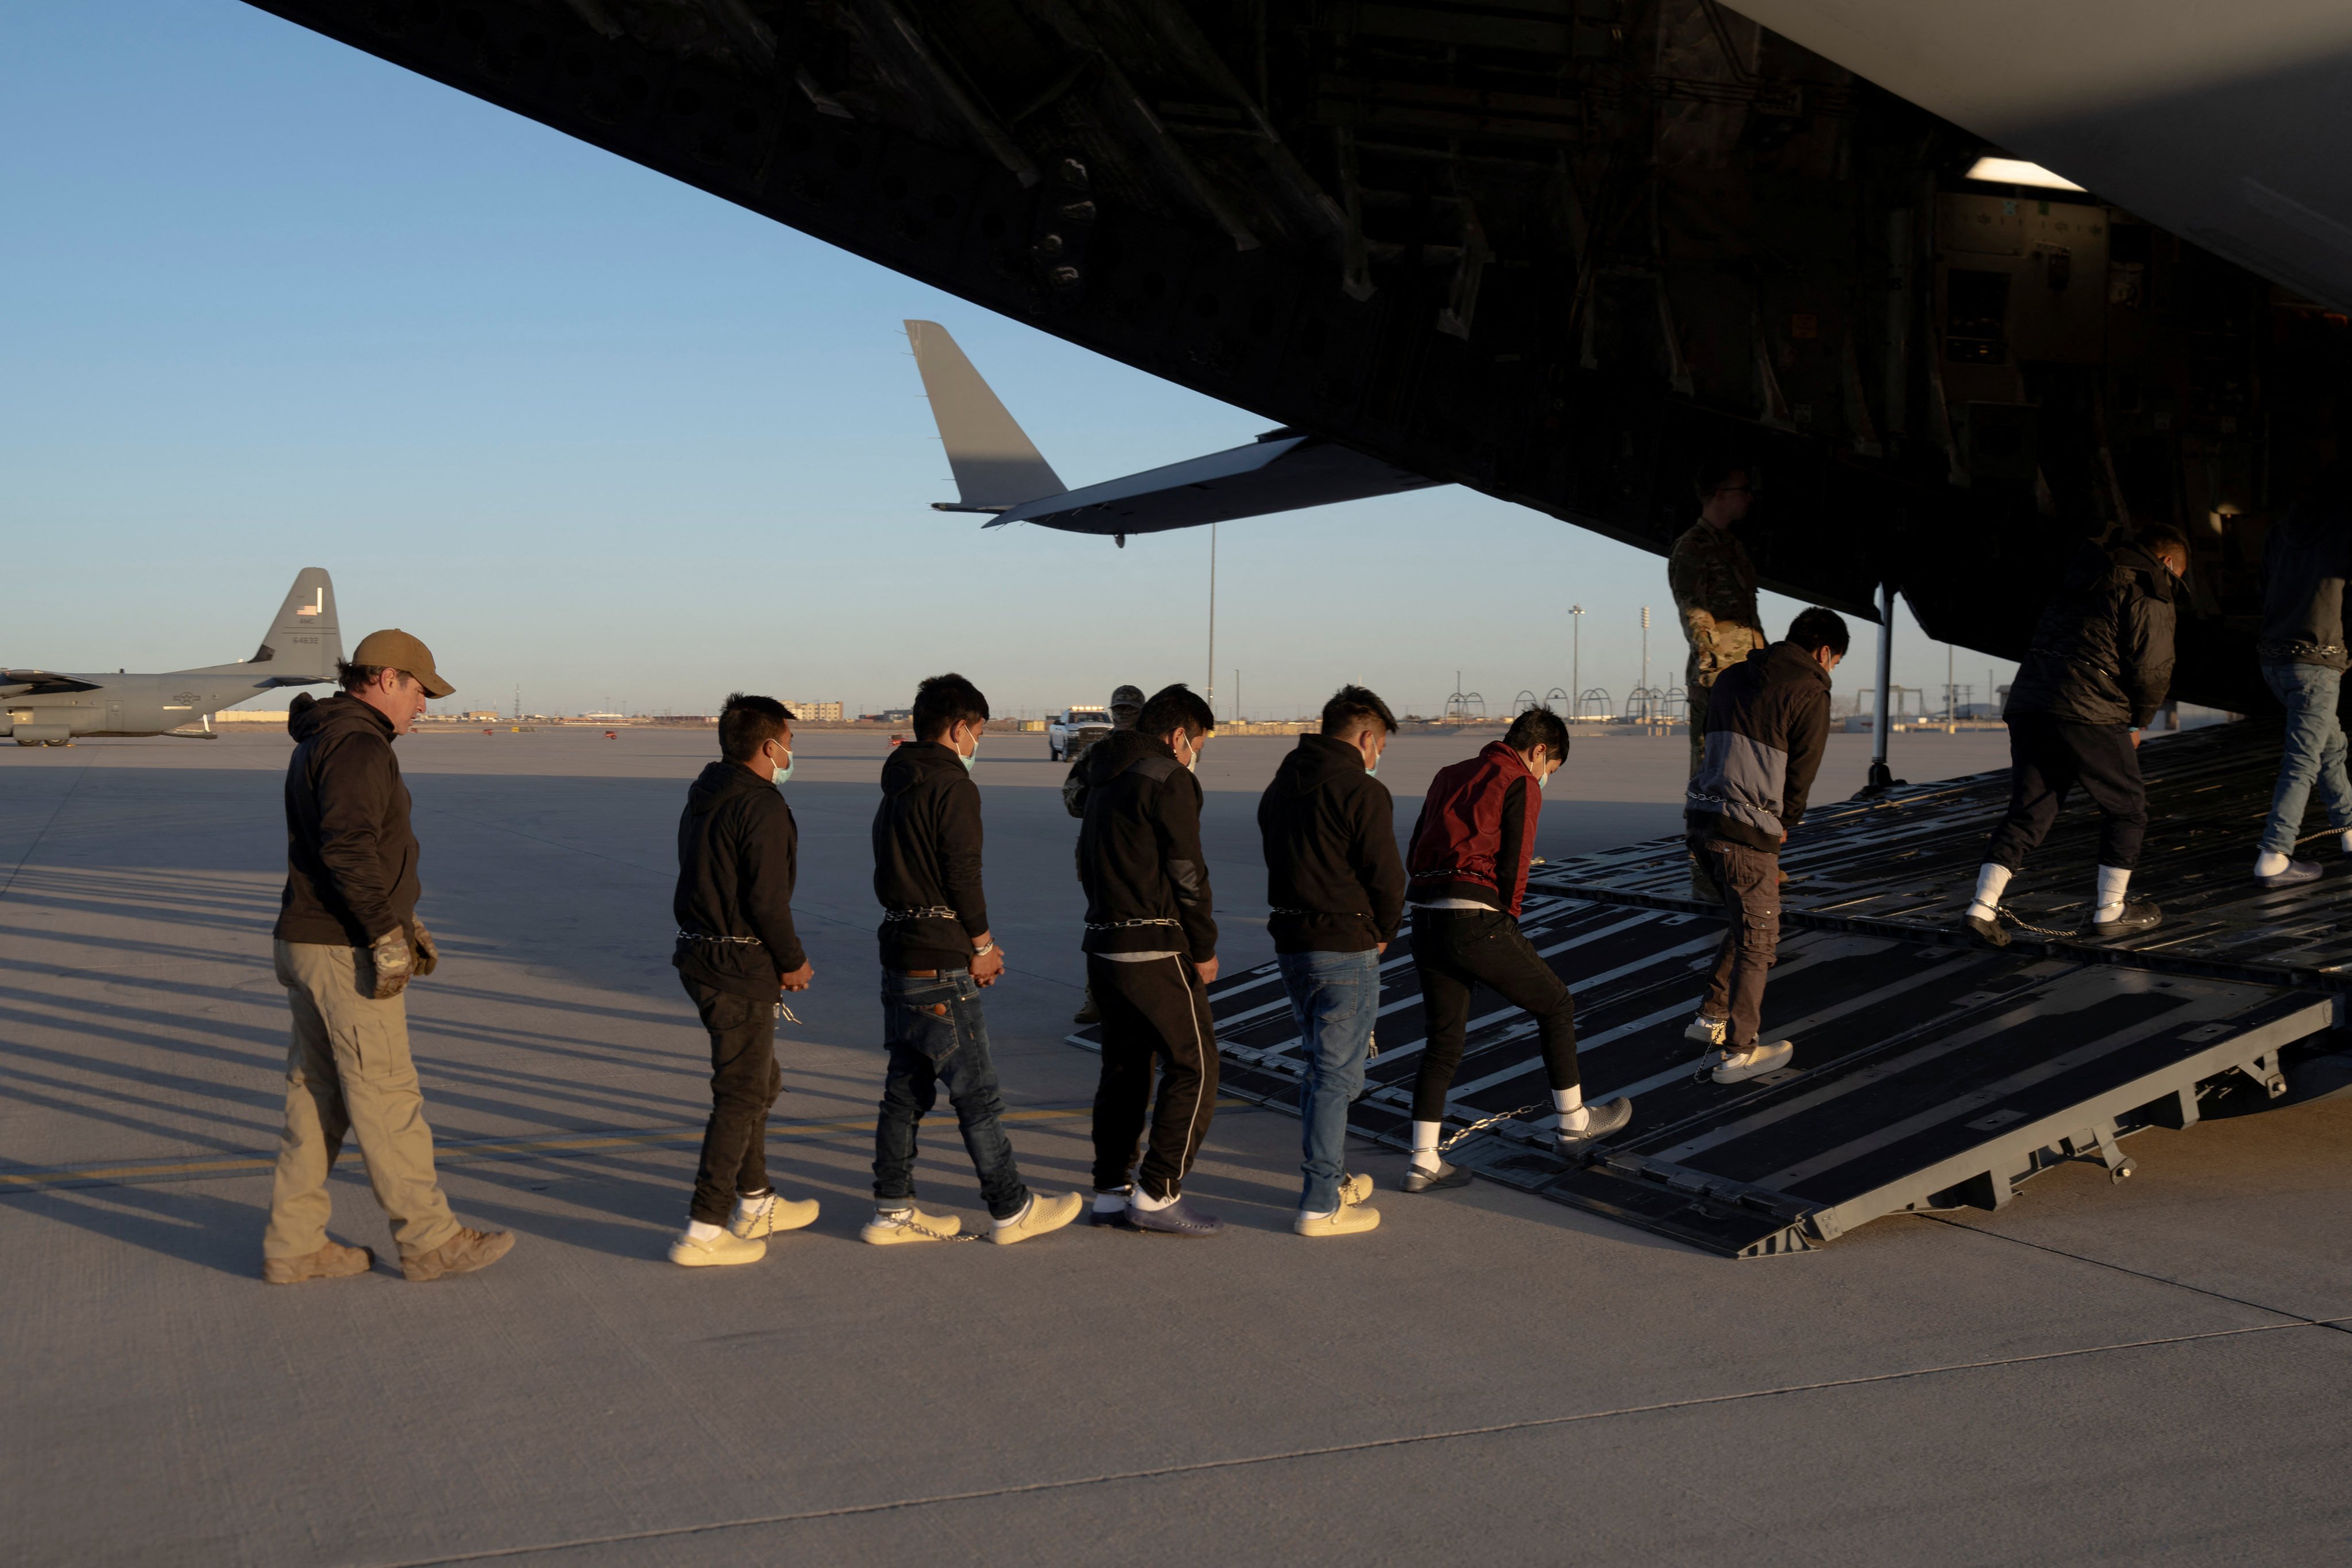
[905,320,1065,511]
[245,568,342,681]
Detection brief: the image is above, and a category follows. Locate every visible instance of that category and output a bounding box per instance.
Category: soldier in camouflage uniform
[1669,462,1766,898]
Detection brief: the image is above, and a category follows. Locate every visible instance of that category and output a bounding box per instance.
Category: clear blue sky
[0,1,2010,720]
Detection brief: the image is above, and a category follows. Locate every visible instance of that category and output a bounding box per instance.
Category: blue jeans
[874,970,1028,1221]
[2261,662,2352,856]
[1277,948,1380,1213]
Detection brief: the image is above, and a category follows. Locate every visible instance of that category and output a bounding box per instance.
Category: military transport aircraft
[906,319,1437,542]
[1,569,341,746]
[235,1,2352,712]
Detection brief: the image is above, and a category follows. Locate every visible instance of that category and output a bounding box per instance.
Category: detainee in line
[864,673,1083,1246]
[667,693,821,1268]
[1683,608,1848,1082]
[1400,705,1632,1194]
[1077,683,1227,1237]
[1257,685,1408,1238]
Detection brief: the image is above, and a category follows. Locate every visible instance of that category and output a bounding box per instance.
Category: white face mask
[771,746,794,787]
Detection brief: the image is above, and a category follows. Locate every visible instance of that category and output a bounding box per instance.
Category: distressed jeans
[1276,948,1380,1214]
[2260,661,2352,857]
[874,969,1029,1220]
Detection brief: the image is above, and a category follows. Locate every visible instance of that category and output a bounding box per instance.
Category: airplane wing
[0,670,102,696]
[1723,0,2352,310]
[990,430,1439,536]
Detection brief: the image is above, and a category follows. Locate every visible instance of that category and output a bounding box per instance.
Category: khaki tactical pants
[262,939,459,1261]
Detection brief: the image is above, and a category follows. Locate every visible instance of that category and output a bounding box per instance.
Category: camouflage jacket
[1668,521,1765,685]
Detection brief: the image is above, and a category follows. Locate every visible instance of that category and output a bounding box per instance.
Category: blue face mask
[958,746,978,774]
[1365,763,1378,777]
[772,749,794,787]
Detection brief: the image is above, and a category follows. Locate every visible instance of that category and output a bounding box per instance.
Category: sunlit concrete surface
[6,725,2348,1566]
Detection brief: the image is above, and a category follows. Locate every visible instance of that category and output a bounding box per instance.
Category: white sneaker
[729,1191,820,1240]
[860,1205,963,1245]
[1711,1039,1795,1084]
[1683,1013,1727,1048]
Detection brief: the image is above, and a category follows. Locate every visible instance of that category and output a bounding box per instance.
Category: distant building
[786,701,844,722]
[860,709,913,724]
[462,710,500,722]
[580,712,624,721]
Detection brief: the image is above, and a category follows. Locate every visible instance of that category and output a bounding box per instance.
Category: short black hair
[1693,458,1751,504]
[335,661,389,694]
[1140,683,1215,743]
[718,692,793,762]
[1504,705,1569,762]
[1320,684,1397,739]
[2137,523,2192,561]
[1786,607,1851,657]
[912,673,990,740]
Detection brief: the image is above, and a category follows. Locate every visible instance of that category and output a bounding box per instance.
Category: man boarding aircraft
[1,569,341,746]
[906,320,1438,546]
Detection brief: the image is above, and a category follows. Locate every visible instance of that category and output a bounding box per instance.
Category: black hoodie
[671,759,806,999]
[2005,539,2177,727]
[275,691,422,947]
[1686,641,1832,854]
[1076,729,1216,961]
[2259,491,2352,669]
[871,739,989,971]
[1256,732,1406,953]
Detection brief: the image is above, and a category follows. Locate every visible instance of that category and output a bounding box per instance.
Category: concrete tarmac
[6,724,2349,1565]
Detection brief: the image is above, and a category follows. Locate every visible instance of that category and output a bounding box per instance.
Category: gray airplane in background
[2,568,342,746]
[906,319,1440,546]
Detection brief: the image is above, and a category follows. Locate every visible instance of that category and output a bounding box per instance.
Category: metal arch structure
[237,0,2352,714]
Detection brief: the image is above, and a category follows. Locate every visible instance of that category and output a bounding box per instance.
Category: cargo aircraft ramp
[1069,723,2352,1257]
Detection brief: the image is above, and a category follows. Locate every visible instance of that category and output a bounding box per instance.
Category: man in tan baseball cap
[260,627,514,1284]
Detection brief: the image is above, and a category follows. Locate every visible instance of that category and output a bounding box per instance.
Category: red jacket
[1405,741,1543,917]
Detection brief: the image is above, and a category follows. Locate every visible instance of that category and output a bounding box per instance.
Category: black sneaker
[2088,899,2162,940]
[1125,1196,1223,1237]
[1962,910,2009,949]
[1556,1098,1633,1145]
[1400,1160,1472,1194]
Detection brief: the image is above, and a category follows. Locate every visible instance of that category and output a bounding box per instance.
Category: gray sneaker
[1556,1098,1633,1145]
[2256,859,2323,889]
[2088,899,2162,940]
[1400,1159,1472,1194]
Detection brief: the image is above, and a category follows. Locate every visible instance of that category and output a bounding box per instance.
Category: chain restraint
[1084,917,1183,931]
[1995,904,2083,939]
[881,906,960,922]
[1439,1102,1548,1153]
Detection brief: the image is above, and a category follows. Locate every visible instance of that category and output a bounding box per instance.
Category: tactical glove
[368,928,415,1000]
[410,919,439,978]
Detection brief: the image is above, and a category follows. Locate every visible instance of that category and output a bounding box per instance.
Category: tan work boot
[729,1191,820,1240]
[1337,1172,1374,1207]
[400,1226,515,1282]
[669,1227,767,1268]
[261,1240,374,1285]
[991,1191,1084,1245]
[860,1205,962,1245]
[1296,1204,1382,1238]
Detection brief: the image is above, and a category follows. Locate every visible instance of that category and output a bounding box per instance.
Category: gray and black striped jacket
[1685,642,1832,854]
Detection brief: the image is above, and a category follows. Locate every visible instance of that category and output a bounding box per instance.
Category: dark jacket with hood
[671,759,806,999]
[2259,492,2352,670]
[1405,740,1545,919]
[2004,539,2177,728]
[1685,642,1832,853]
[871,740,989,972]
[275,692,422,947]
[1076,729,1216,962]
[1256,732,1407,954]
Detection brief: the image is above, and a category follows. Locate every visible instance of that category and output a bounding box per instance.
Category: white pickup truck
[1048,706,1113,762]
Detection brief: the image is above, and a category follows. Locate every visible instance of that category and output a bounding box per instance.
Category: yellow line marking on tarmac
[0,1099,1254,1191]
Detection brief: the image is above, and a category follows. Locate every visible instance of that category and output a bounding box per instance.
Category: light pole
[1570,604,1585,719]
[1639,606,1651,717]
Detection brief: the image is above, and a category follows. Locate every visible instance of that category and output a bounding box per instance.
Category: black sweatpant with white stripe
[1087,954,1219,1200]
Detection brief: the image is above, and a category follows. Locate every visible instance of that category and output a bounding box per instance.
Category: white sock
[685,1219,724,1242]
[994,1195,1033,1230]
[1130,1188,1177,1212]
[2092,865,2130,924]
[2341,831,2352,856]
[1552,1086,1589,1133]
[2256,850,2291,877]
[1300,1206,1337,1221]
[1966,863,2011,921]
[733,1189,771,1216]
[1092,1187,1130,1213]
[875,1203,910,1219]
[1411,1119,1442,1171]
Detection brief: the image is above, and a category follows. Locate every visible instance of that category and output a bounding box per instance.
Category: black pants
[684,978,781,1225]
[1696,839,1779,1050]
[1087,954,1219,1200]
[1984,715,2148,872]
[1408,907,1578,1123]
